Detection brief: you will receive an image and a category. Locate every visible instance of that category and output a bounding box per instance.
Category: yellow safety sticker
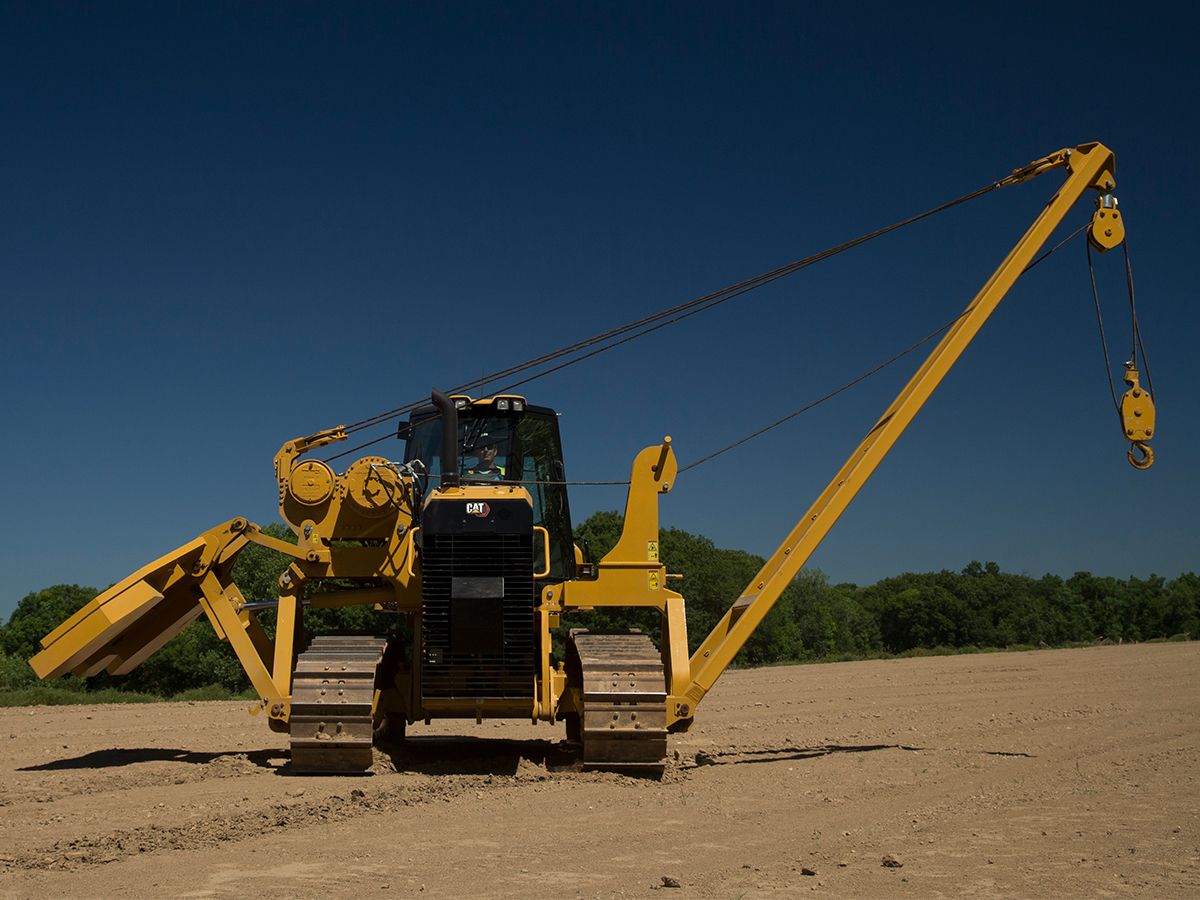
[647,540,659,562]
[648,570,660,591]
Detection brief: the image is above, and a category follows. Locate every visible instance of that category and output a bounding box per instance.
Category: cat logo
[466,502,491,517]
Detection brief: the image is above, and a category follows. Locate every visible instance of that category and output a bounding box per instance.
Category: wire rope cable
[333,175,1020,442]
[330,218,1093,477]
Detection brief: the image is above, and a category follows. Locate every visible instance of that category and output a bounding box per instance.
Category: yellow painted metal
[1121,363,1155,468]
[663,595,691,727]
[274,427,416,543]
[1089,193,1125,251]
[31,535,208,679]
[533,526,551,578]
[549,437,693,728]
[195,570,281,703]
[555,438,679,611]
[683,141,1129,713]
[272,570,302,696]
[288,459,335,506]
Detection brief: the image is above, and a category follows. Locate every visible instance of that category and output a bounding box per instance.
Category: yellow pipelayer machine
[30,142,1154,773]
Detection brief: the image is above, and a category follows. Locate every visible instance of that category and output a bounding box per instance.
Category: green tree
[0,584,96,660]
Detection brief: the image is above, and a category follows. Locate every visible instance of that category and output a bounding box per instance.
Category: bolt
[1132,389,1141,398]
[662,482,670,490]
[1134,409,1143,417]
[1106,179,1114,190]
[1127,429,1134,436]
[303,523,312,537]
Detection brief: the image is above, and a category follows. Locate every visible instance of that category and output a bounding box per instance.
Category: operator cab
[399,395,576,580]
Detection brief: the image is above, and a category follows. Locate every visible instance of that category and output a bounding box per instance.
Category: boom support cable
[334,174,1023,443]
[324,161,1097,472]
[335,220,1091,481]
[1087,235,1154,426]
[676,220,1090,474]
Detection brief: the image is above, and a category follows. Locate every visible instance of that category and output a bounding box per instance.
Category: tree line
[1,514,1195,702]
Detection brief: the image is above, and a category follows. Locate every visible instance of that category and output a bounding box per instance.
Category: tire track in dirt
[1,755,665,873]
[3,775,478,871]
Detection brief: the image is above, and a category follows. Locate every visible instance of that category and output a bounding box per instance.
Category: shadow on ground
[19,747,281,772]
[368,735,586,778]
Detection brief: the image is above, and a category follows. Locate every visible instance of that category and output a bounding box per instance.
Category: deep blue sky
[2,4,1195,618]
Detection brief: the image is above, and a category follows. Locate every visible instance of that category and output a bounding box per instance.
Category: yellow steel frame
[30,515,424,728]
[548,438,692,721]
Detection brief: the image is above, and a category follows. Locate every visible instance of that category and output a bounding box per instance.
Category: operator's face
[479,443,497,466]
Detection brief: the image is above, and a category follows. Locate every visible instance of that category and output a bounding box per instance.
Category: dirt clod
[661,875,681,888]
[881,855,903,868]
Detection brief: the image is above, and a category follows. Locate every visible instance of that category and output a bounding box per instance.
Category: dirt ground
[1,642,1197,898]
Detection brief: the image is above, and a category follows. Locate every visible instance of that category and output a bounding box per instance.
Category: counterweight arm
[682,141,1134,714]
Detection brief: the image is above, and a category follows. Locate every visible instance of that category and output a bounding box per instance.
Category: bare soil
[1,642,1197,898]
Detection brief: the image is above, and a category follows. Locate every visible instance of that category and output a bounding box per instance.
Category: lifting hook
[1128,441,1153,470]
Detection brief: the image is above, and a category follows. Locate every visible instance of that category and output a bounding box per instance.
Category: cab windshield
[401,405,575,579]
[403,413,515,486]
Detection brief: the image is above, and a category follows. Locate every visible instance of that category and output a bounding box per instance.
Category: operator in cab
[465,439,505,480]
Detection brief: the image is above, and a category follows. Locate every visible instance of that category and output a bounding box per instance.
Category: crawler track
[288,635,387,774]
[568,629,668,773]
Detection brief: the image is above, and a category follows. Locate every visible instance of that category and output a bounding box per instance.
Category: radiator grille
[421,532,535,699]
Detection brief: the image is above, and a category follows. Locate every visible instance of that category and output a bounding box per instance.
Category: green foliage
[0,650,37,690]
[2,514,1197,706]
[566,517,1196,667]
[0,685,163,706]
[0,585,95,660]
